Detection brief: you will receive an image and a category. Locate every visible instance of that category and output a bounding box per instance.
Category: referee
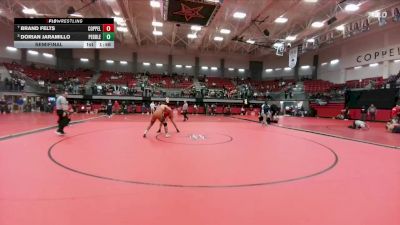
[55,91,69,135]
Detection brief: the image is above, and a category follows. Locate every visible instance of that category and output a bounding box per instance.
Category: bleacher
[4,63,93,84]
[146,74,193,89]
[237,78,295,92]
[303,80,334,93]
[205,77,235,90]
[345,77,384,89]
[97,71,137,86]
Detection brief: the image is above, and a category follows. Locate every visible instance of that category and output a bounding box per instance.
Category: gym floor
[0,113,399,225]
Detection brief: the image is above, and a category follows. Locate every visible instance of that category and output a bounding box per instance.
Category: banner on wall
[345,45,400,68]
[288,47,298,68]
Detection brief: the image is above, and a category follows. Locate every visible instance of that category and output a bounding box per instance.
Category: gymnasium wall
[262,55,295,80]
[252,23,400,83]
[1,18,399,81]
[315,23,400,83]
[0,22,20,63]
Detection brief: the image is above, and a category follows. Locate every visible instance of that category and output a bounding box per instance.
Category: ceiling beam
[171,24,177,48]
[116,0,141,46]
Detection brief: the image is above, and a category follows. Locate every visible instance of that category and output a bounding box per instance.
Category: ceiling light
[43,53,53,58]
[321,62,327,66]
[368,10,381,18]
[238,68,245,72]
[336,25,345,31]
[233,12,246,19]
[275,68,282,71]
[117,27,128,32]
[228,68,234,71]
[156,63,163,67]
[394,59,400,63]
[185,65,192,68]
[311,21,324,28]
[220,29,231,34]
[150,0,161,8]
[202,66,208,70]
[6,46,17,51]
[354,66,362,69]
[265,69,273,72]
[211,67,218,71]
[304,0,318,2]
[70,13,83,18]
[369,63,379,67]
[301,65,310,69]
[114,11,121,16]
[176,65,182,68]
[152,21,163,27]
[246,39,255,44]
[286,35,296,41]
[187,33,197,39]
[22,8,37,15]
[80,58,89,62]
[307,38,315,43]
[191,25,202,31]
[153,30,162,36]
[106,60,114,64]
[143,62,150,66]
[120,61,128,65]
[273,42,284,48]
[28,50,38,55]
[284,67,292,71]
[214,36,223,41]
[345,4,359,12]
[330,59,339,65]
[275,17,288,23]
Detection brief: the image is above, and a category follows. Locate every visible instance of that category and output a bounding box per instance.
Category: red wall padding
[311,103,392,121]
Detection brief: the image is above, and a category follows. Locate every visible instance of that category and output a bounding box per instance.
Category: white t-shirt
[355,120,366,128]
[56,95,68,111]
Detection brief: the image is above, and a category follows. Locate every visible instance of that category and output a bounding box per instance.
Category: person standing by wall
[260,102,270,126]
[360,105,368,121]
[241,105,246,115]
[182,101,189,121]
[368,104,377,121]
[193,104,198,115]
[150,101,156,114]
[55,92,69,135]
[0,97,6,114]
[106,100,113,118]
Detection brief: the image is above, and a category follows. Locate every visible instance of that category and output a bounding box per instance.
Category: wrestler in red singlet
[143,104,180,138]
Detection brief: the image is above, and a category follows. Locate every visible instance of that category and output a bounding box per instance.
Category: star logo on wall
[173,3,205,21]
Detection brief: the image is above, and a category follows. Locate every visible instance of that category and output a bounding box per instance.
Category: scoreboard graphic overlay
[14,18,114,49]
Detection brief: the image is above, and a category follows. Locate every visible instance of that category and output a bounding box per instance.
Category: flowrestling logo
[189,134,206,141]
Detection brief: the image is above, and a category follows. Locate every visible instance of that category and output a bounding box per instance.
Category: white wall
[26,49,56,66]
[261,55,294,80]
[0,21,21,63]
[314,23,400,83]
[389,60,400,74]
